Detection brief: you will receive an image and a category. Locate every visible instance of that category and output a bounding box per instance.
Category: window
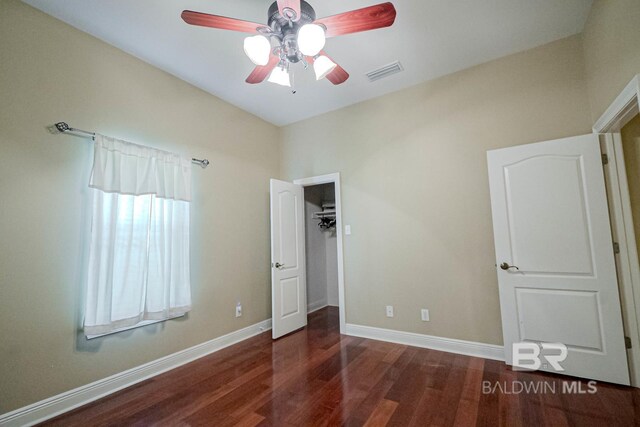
[83,135,192,337]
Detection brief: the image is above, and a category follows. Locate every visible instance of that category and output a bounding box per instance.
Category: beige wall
[582,0,640,121]
[5,0,638,415]
[0,0,280,413]
[281,35,593,345]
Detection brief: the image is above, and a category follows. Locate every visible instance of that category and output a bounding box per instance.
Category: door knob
[500,262,519,271]
[274,262,284,269]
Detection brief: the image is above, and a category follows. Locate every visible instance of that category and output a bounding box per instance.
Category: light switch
[345,225,351,235]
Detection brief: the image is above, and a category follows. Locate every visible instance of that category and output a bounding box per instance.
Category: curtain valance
[89,134,192,202]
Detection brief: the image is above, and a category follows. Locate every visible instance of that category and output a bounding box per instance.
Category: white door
[270,179,307,339]
[488,134,630,385]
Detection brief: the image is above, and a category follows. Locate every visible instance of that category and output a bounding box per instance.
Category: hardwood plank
[385,347,447,426]
[40,307,640,426]
[235,412,265,427]
[363,399,398,427]
[475,359,502,427]
[322,341,402,425]
[424,354,469,426]
[343,346,415,426]
[452,356,485,425]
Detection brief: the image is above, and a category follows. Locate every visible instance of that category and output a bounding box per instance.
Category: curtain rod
[52,122,210,168]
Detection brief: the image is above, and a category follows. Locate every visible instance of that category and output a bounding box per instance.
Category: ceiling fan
[181,1,397,87]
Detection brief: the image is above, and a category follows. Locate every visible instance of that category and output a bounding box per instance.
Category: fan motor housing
[267,1,316,63]
[267,1,316,27]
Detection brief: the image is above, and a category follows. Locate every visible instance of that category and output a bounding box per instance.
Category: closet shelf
[313,211,336,217]
[315,200,336,230]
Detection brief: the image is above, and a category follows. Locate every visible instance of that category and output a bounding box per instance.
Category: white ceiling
[23,0,593,126]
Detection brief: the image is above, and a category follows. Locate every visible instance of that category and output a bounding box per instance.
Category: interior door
[270,179,307,339]
[487,134,630,385]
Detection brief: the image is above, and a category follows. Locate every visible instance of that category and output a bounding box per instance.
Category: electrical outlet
[386,305,394,317]
[345,225,351,235]
[235,302,242,318]
[421,309,430,321]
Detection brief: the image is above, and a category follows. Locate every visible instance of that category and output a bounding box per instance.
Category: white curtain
[84,135,192,336]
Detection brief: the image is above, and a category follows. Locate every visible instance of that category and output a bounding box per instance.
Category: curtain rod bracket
[55,122,71,133]
[192,158,209,168]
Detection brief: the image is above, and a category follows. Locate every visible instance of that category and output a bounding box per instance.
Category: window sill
[85,314,185,339]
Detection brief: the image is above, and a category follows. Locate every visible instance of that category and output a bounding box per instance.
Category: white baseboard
[307,301,328,314]
[345,323,504,361]
[0,319,272,427]
[1,319,503,426]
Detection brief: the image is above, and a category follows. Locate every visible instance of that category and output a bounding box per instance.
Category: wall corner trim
[345,323,505,361]
[593,74,640,133]
[0,319,272,427]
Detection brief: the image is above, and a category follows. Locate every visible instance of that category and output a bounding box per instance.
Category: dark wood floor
[42,307,640,426]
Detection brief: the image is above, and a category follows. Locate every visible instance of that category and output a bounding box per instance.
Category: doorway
[593,74,640,387]
[303,183,339,317]
[294,173,346,334]
[618,114,640,384]
[269,173,346,339]
[599,114,640,387]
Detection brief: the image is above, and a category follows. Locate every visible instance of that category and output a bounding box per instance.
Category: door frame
[594,74,640,387]
[293,173,346,334]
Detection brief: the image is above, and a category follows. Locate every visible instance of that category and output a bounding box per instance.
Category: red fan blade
[314,2,396,38]
[326,64,349,85]
[181,10,265,34]
[277,0,302,22]
[246,54,280,84]
[306,52,350,85]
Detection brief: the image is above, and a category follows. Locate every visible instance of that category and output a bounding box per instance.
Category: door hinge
[602,153,609,165]
[625,336,632,349]
[614,242,620,254]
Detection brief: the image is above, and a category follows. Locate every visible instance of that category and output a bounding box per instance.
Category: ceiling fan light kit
[268,64,292,87]
[297,24,326,56]
[313,55,336,80]
[181,1,397,87]
[243,35,271,66]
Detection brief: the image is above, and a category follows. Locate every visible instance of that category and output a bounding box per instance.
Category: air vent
[365,61,404,82]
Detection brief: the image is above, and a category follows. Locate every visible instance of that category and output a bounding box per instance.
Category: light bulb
[297,24,325,56]
[243,35,271,66]
[268,65,291,87]
[313,55,337,80]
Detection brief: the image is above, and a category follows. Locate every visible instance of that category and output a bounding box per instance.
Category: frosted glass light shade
[243,35,271,66]
[297,24,325,56]
[313,55,337,80]
[268,66,291,87]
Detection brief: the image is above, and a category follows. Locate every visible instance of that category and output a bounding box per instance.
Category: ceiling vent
[365,61,404,82]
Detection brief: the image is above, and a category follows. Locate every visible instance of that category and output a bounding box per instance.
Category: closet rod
[52,122,210,168]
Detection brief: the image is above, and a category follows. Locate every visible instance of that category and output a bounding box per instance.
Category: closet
[303,183,339,313]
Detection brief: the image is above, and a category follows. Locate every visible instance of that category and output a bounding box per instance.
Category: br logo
[512,342,568,371]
